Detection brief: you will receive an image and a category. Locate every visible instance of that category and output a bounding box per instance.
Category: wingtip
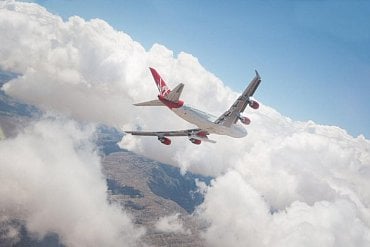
[255,69,261,79]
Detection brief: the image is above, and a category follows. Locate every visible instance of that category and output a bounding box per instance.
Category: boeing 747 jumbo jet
[125,68,261,145]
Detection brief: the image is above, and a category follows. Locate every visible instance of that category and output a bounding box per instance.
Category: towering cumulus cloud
[1,1,369,246]
[194,111,370,246]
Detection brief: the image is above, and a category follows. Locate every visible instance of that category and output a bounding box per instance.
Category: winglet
[255,70,261,80]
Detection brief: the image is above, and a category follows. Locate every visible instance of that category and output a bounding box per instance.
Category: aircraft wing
[214,70,261,127]
[125,129,200,137]
[125,129,216,143]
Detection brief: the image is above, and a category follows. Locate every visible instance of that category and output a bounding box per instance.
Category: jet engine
[239,115,251,125]
[189,138,201,145]
[158,136,171,145]
[249,100,259,109]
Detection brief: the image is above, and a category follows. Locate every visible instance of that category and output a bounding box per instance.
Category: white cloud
[195,119,370,246]
[155,213,190,235]
[0,0,235,169]
[0,116,144,246]
[0,1,230,130]
[1,1,370,246]
[198,171,370,247]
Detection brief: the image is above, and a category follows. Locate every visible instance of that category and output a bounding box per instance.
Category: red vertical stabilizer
[150,67,171,97]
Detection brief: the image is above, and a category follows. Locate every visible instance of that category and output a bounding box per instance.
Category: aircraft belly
[211,124,248,138]
[172,107,247,138]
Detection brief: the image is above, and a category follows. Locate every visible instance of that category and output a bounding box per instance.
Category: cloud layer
[0,1,232,130]
[1,1,369,246]
[196,116,370,246]
[155,213,190,235]
[0,116,144,246]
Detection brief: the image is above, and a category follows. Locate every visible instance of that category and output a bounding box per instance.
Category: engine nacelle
[189,138,201,145]
[158,136,171,145]
[239,116,251,125]
[249,100,259,109]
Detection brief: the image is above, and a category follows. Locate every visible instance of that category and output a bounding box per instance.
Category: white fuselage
[171,104,247,138]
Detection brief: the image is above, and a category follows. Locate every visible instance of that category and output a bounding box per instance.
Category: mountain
[0,71,38,118]
[102,150,209,246]
[0,71,39,138]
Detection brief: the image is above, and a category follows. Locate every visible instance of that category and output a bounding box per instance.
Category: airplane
[125,67,261,145]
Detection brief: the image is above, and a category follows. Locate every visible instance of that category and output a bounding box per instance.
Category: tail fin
[133,67,184,108]
[150,67,171,97]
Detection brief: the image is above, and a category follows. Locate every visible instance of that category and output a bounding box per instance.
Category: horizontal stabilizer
[133,99,164,106]
[164,83,184,102]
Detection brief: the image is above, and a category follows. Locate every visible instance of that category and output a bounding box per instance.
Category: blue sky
[29,0,369,138]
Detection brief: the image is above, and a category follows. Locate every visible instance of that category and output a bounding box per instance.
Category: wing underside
[125,129,216,143]
[214,70,261,126]
[125,129,197,136]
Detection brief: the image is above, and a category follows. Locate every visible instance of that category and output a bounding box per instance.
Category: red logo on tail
[150,67,171,96]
